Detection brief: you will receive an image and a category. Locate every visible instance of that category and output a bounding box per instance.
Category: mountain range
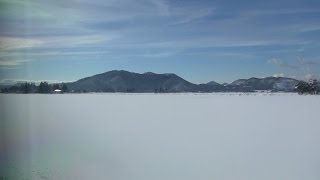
[65,70,300,93]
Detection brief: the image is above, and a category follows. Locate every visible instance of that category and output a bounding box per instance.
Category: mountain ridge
[66,70,199,92]
[64,70,301,93]
[1,70,305,93]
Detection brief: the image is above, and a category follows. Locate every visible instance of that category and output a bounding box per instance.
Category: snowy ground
[1,93,320,180]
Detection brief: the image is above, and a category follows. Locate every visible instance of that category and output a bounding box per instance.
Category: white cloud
[305,74,317,80]
[272,73,285,78]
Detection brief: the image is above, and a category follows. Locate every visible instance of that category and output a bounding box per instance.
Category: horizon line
[0,69,307,86]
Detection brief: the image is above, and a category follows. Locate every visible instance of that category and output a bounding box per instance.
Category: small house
[53,89,62,93]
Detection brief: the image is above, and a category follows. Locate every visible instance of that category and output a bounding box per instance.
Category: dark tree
[24,83,31,93]
[20,82,35,93]
[126,88,135,92]
[38,82,51,93]
[8,86,19,93]
[296,79,319,95]
[308,79,318,94]
[1,88,9,93]
[295,81,309,95]
[52,84,60,91]
[62,84,68,93]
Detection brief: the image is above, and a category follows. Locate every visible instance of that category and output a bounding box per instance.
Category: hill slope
[67,70,199,92]
[227,77,299,92]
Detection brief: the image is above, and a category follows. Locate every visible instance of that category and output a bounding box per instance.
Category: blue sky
[0,0,320,84]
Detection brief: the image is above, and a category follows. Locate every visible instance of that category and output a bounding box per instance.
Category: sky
[0,0,320,84]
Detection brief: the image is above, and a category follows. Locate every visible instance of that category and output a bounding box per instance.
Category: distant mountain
[226,77,299,92]
[66,70,199,93]
[197,81,224,92]
[65,71,301,93]
[229,79,247,86]
[206,81,220,86]
[0,70,306,93]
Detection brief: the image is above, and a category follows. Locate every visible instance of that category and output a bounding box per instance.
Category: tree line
[295,79,319,95]
[1,80,319,94]
[0,82,68,94]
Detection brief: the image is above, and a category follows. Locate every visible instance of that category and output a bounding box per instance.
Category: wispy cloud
[268,58,299,69]
[0,59,29,66]
[304,73,318,80]
[0,34,121,50]
[1,0,320,81]
[297,57,319,73]
[0,37,43,50]
[268,57,319,79]
[272,73,285,78]
[243,8,320,16]
[1,0,314,52]
[140,51,179,58]
[171,8,214,25]
[0,50,111,57]
[102,37,305,50]
[297,24,320,33]
[150,0,170,16]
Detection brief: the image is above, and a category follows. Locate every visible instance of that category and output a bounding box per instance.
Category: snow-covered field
[1,93,320,180]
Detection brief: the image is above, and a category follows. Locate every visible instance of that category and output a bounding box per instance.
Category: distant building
[53,89,62,93]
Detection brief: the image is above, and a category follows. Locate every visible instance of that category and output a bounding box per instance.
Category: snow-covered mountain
[227,77,299,92]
